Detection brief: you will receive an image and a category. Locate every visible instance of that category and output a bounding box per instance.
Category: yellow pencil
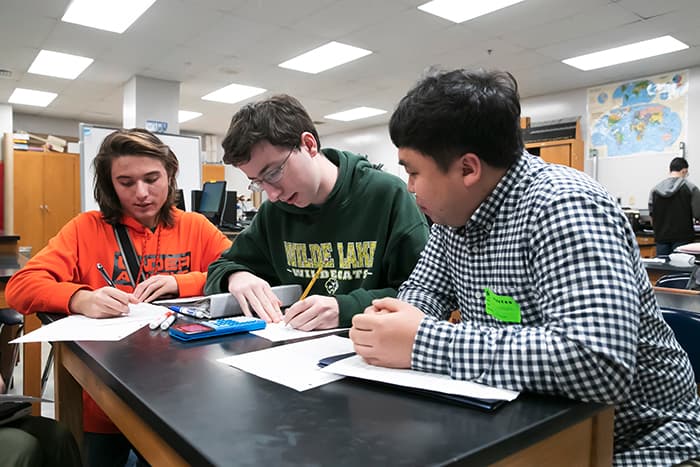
[300,263,324,300]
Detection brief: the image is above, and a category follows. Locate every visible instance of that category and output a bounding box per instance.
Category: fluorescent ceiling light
[28,50,94,80]
[418,0,525,23]
[201,83,266,104]
[279,41,372,74]
[324,107,387,122]
[9,88,58,107]
[178,110,202,123]
[563,35,689,71]
[62,0,157,34]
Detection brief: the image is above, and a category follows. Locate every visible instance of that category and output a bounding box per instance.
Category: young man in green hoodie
[205,94,429,330]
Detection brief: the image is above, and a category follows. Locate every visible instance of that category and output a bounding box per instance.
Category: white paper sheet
[11,303,168,343]
[321,344,519,402]
[217,335,354,391]
[250,322,349,342]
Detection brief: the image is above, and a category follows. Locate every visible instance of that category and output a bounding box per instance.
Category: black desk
[54,328,613,466]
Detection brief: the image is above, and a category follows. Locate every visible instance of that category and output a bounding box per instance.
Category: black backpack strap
[113,224,143,287]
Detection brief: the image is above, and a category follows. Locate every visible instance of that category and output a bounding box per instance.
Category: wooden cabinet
[636,235,656,258]
[13,151,81,256]
[525,139,584,171]
[202,163,225,183]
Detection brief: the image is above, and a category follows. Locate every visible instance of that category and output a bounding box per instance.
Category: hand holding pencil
[284,263,340,331]
[300,263,325,300]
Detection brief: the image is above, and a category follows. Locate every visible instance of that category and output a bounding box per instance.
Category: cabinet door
[13,152,45,256]
[539,144,572,166]
[43,153,80,243]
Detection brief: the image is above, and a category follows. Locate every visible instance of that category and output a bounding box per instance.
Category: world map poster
[588,70,688,158]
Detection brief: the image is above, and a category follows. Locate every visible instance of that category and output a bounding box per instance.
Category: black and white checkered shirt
[399,153,700,466]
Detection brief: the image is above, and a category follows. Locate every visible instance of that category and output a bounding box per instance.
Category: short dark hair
[221,94,321,166]
[670,157,688,172]
[93,128,179,226]
[389,68,524,172]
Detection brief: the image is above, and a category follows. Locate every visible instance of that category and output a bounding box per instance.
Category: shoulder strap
[113,224,143,287]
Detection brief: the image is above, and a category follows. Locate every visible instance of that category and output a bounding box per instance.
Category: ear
[460,153,481,187]
[300,131,319,156]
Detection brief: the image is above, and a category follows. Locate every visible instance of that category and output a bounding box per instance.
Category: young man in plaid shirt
[350,68,700,466]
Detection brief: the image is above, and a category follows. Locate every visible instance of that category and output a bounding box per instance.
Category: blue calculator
[169,317,266,341]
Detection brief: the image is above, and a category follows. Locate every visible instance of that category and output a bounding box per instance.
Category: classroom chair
[0,308,23,393]
[661,309,700,391]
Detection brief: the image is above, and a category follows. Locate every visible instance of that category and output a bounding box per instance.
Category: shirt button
[471,246,479,253]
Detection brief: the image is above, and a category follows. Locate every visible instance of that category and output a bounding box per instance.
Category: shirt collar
[464,152,530,234]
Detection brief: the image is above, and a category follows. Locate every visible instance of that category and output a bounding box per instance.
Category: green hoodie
[205,148,429,326]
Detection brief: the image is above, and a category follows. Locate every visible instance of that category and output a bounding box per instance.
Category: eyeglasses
[248,147,295,192]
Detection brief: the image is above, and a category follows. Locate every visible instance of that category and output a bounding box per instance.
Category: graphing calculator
[169,317,266,342]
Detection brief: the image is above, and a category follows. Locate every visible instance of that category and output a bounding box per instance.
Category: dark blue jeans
[656,241,691,257]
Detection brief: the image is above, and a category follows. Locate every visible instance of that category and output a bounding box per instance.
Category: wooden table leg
[22,314,42,415]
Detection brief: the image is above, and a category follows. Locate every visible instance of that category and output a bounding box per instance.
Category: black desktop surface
[65,328,608,466]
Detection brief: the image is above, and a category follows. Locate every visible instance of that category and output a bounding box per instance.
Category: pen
[149,311,173,330]
[168,306,205,319]
[299,263,324,301]
[96,262,116,287]
[160,314,177,330]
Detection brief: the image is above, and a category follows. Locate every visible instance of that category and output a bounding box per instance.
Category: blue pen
[168,305,206,319]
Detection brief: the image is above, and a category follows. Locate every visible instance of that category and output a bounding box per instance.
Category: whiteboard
[596,153,672,209]
[79,124,201,212]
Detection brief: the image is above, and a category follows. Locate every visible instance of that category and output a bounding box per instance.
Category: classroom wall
[324,65,700,209]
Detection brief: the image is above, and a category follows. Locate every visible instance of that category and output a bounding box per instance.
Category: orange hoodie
[6,208,232,432]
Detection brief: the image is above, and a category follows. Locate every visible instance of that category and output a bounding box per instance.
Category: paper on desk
[11,303,167,343]
[250,322,349,342]
[217,335,354,391]
[321,342,520,402]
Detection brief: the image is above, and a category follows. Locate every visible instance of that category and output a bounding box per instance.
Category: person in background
[205,94,429,330]
[0,415,82,467]
[349,68,700,466]
[6,128,232,467]
[649,157,700,256]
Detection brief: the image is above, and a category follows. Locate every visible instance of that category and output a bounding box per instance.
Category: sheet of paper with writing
[217,335,354,391]
[11,303,167,343]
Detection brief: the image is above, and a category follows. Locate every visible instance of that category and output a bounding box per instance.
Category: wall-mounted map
[588,70,688,158]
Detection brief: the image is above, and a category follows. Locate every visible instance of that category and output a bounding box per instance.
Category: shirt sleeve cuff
[411,316,455,375]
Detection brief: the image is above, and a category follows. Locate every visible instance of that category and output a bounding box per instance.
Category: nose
[407,177,416,194]
[264,183,283,202]
[134,181,149,199]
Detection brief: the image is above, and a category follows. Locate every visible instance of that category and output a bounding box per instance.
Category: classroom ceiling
[2,0,700,138]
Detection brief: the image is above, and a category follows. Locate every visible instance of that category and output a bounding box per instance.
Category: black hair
[389,68,523,172]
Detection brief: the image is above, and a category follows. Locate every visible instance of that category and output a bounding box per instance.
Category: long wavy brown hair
[93,128,179,226]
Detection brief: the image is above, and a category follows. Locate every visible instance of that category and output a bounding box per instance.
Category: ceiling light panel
[417,0,525,23]
[279,41,372,74]
[178,110,202,123]
[62,0,157,34]
[562,35,689,71]
[324,107,387,122]
[201,83,266,104]
[9,88,58,107]
[28,50,94,79]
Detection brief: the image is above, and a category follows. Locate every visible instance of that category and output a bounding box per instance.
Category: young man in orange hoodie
[7,128,231,466]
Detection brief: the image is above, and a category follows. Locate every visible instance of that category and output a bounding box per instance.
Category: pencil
[300,263,324,300]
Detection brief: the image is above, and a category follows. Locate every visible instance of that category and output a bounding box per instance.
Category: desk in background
[644,260,696,285]
[53,327,613,466]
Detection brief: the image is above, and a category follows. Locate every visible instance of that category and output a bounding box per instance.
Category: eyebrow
[116,170,162,179]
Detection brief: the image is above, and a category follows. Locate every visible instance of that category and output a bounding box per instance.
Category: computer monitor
[220,190,238,228]
[191,190,202,212]
[174,189,186,211]
[196,181,226,225]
